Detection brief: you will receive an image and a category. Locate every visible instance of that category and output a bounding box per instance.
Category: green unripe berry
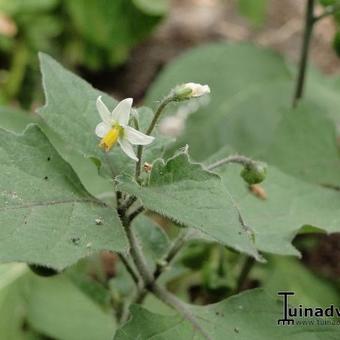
[241,162,267,185]
[29,264,59,277]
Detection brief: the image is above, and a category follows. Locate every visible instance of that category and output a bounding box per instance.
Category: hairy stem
[119,207,209,337]
[293,0,315,107]
[121,219,154,286]
[135,96,173,181]
[206,155,256,171]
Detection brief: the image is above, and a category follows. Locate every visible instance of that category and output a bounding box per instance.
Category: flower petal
[96,96,112,125]
[118,138,138,161]
[124,126,155,145]
[112,98,133,125]
[95,122,111,138]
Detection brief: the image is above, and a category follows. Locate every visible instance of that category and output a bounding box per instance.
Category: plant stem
[128,206,145,224]
[236,256,255,293]
[117,253,140,285]
[135,96,173,181]
[121,219,154,286]
[119,207,209,337]
[154,229,189,279]
[206,155,256,171]
[292,0,315,108]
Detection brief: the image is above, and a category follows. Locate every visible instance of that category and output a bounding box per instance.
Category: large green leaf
[117,150,262,261]
[115,288,339,339]
[217,164,340,256]
[0,124,127,270]
[264,101,340,187]
[27,275,116,340]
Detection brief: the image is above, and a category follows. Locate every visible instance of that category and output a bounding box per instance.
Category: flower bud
[172,82,210,101]
[241,162,267,185]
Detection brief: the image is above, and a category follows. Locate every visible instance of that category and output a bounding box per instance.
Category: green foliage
[0,124,127,270]
[0,0,166,106]
[238,0,268,26]
[1,39,340,337]
[218,164,340,256]
[117,150,261,261]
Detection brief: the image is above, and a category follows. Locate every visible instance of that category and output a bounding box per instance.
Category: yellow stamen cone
[100,127,121,152]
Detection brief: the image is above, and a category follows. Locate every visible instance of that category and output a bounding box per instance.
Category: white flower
[95,96,154,161]
[182,82,210,97]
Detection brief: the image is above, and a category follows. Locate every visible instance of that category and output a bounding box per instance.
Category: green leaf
[0,106,36,133]
[264,101,340,187]
[117,150,262,261]
[115,289,339,339]
[27,275,116,340]
[238,0,268,26]
[217,164,340,256]
[0,124,127,270]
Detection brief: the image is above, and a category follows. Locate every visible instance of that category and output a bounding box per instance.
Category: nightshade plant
[1,0,340,339]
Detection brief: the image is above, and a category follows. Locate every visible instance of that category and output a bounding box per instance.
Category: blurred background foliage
[0,0,167,108]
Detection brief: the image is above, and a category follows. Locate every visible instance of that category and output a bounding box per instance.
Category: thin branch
[117,253,140,286]
[293,0,315,107]
[154,229,190,279]
[128,206,145,224]
[119,196,137,213]
[206,155,256,171]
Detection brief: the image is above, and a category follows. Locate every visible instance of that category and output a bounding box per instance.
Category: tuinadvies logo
[278,291,340,326]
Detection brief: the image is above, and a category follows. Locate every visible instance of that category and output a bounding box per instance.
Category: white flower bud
[183,82,211,97]
[172,82,211,101]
